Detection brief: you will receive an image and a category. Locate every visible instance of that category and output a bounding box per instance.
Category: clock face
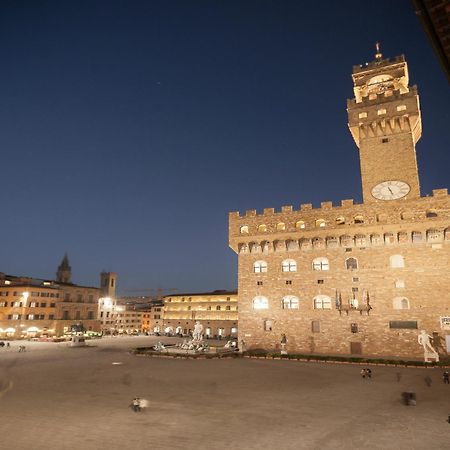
[371,181,410,200]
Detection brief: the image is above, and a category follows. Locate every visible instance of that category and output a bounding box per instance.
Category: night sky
[1,1,449,294]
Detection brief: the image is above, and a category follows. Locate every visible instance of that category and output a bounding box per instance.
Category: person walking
[424,375,432,387]
[131,398,141,412]
[443,371,449,384]
[360,368,366,379]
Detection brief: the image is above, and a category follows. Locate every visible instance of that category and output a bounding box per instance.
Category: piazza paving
[0,336,448,450]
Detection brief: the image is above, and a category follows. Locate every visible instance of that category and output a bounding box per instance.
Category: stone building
[163,290,238,339]
[98,272,119,334]
[228,50,450,359]
[0,255,101,338]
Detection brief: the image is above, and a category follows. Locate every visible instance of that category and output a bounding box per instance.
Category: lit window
[240,226,249,234]
[253,296,269,310]
[253,260,268,273]
[354,215,364,224]
[393,297,410,310]
[358,112,367,119]
[312,257,329,271]
[395,280,405,288]
[315,219,326,228]
[336,217,345,225]
[377,109,386,115]
[295,221,306,229]
[390,255,405,268]
[258,224,267,232]
[281,259,297,272]
[313,295,332,310]
[346,258,358,270]
[282,296,299,310]
[276,222,286,231]
[396,105,406,111]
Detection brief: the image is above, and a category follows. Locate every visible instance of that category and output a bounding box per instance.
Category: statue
[418,330,439,362]
[280,333,288,355]
[192,321,203,341]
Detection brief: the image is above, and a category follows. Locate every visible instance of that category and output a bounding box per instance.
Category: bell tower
[347,45,422,203]
[56,253,72,284]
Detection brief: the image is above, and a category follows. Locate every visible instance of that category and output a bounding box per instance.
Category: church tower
[347,45,422,203]
[100,272,117,298]
[56,253,72,284]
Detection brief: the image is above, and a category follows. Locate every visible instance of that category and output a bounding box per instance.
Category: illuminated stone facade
[229,52,450,359]
[0,275,100,338]
[163,291,238,339]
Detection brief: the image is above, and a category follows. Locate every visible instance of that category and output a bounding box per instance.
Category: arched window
[216,305,221,311]
[276,222,286,231]
[281,259,297,272]
[393,297,410,310]
[240,226,249,234]
[346,257,358,270]
[295,220,306,229]
[390,255,405,268]
[336,217,345,225]
[426,210,438,218]
[313,295,332,310]
[315,219,326,228]
[354,215,364,224]
[252,296,269,310]
[312,257,329,271]
[258,224,267,233]
[253,260,268,273]
[282,296,299,310]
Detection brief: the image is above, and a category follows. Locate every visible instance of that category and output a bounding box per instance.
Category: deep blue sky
[1,1,449,294]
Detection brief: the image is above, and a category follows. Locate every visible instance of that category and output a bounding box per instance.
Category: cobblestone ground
[0,337,449,450]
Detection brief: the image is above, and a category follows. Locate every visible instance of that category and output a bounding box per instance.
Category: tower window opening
[382,138,389,143]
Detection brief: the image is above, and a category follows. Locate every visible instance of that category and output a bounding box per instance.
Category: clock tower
[347,46,421,203]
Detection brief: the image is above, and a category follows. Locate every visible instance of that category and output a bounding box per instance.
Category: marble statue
[418,330,439,362]
[192,321,203,341]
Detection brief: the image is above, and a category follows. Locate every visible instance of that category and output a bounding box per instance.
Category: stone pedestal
[281,343,287,355]
[424,351,439,363]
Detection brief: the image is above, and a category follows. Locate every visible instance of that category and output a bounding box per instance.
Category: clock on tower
[347,45,421,203]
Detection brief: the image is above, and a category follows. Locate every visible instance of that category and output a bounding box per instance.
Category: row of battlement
[352,55,405,73]
[347,86,417,107]
[229,189,449,219]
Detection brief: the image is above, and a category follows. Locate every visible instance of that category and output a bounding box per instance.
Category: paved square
[0,337,448,450]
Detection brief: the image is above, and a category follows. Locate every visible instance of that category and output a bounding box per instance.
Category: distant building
[229,50,450,359]
[0,255,101,338]
[163,290,238,339]
[98,272,119,334]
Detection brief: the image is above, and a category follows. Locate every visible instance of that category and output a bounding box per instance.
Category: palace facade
[163,290,238,339]
[0,255,102,338]
[229,51,450,359]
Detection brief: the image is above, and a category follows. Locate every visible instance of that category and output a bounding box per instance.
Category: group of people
[360,368,372,379]
[130,397,149,412]
[0,341,10,348]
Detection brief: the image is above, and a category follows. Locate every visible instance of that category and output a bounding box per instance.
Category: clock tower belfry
[347,46,422,203]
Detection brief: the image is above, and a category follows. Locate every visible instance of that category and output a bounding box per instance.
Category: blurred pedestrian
[131,398,141,412]
[443,371,449,384]
[424,376,432,387]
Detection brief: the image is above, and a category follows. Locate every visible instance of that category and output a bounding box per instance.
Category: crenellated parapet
[229,189,450,253]
[234,227,450,255]
[347,87,421,147]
